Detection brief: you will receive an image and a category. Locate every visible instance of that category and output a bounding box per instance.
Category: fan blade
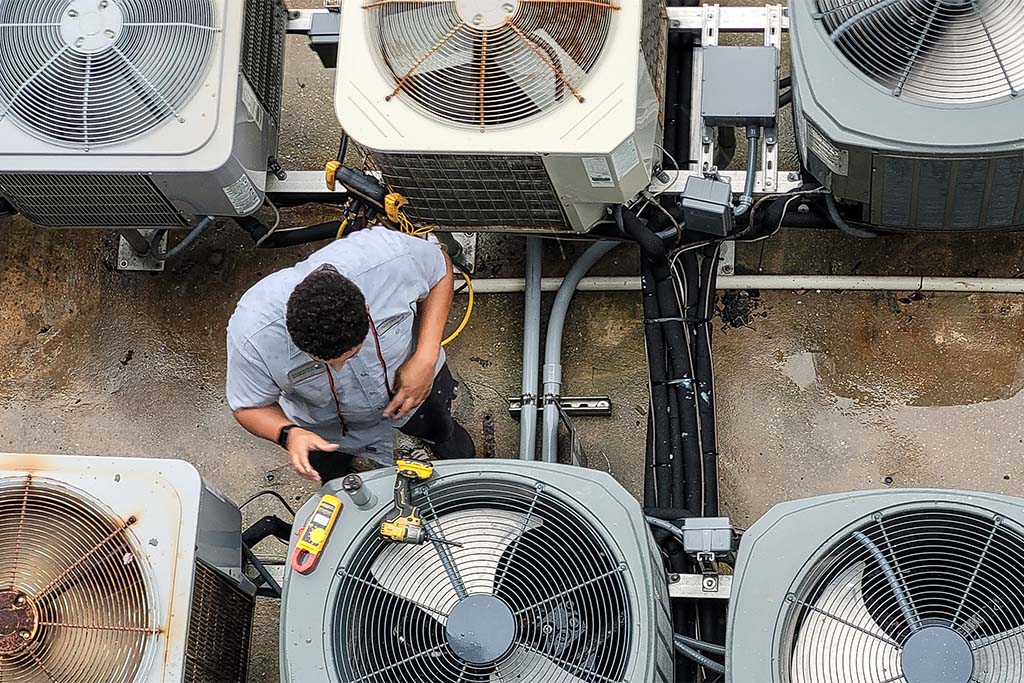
[491,647,590,683]
[371,509,541,620]
[383,6,473,76]
[791,561,901,683]
[492,28,586,109]
[971,625,1024,679]
[902,2,1024,103]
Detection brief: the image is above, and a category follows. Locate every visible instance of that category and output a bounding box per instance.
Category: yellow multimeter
[291,494,343,575]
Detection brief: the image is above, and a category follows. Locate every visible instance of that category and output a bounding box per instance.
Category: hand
[384,353,436,420]
[286,428,338,482]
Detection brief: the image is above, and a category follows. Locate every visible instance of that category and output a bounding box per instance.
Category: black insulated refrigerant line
[617,206,702,517]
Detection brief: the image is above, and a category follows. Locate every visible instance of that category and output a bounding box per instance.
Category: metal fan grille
[0,0,219,150]
[0,474,159,683]
[784,505,1024,683]
[815,0,1024,104]
[333,476,633,682]
[364,0,620,129]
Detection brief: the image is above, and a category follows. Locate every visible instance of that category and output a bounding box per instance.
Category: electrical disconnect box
[701,46,779,128]
[682,176,735,236]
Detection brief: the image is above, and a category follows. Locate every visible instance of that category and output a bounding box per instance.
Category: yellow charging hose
[442,266,474,346]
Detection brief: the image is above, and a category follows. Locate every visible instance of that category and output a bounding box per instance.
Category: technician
[226,226,476,482]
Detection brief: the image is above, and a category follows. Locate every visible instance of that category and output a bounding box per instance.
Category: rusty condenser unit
[0,454,254,682]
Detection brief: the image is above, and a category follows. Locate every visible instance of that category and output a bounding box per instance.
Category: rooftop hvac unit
[0,454,254,682]
[789,0,1024,231]
[0,0,288,229]
[280,460,673,682]
[335,0,667,232]
[727,489,1024,682]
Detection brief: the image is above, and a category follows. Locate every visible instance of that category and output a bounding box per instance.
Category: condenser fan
[0,0,219,150]
[333,478,633,682]
[786,507,1024,682]
[364,0,619,129]
[0,474,159,683]
[815,0,1024,104]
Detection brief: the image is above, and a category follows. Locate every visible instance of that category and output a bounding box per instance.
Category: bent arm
[233,404,292,442]
[413,250,454,364]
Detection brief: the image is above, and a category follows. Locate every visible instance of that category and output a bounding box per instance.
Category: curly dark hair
[287,265,369,360]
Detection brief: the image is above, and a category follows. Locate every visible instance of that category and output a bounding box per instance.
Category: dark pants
[310,364,475,482]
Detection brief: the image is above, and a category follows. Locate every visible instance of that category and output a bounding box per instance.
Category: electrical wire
[674,637,726,674]
[647,516,686,543]
[149,215,215,261]
[442,266,474,346]
[254,197,282,248]
[676,634,727,657]
[239,489,296,517]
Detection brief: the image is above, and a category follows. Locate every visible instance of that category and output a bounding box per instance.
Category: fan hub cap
[455,0,519,29]
[901,626,974,683]
[446,595,516,665]
[60,0,124,55]
[0,590,39,656]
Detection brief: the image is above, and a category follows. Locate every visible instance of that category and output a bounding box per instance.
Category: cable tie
[644,317,713,324]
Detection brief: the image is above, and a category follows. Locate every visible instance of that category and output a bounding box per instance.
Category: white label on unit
[806,124,848,177]
[611,137,641,180]
[241,78,264,132]
[582,157,615,188]
[224,174,262,214]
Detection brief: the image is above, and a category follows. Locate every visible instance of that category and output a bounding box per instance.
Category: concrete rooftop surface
[3,2,1024,680]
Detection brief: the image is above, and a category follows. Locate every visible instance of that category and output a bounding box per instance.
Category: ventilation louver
[365,0,617,129]
[726,490,1024,683]
[281,461,674,682]
[0,0,218,150]
[816,0,1024,104]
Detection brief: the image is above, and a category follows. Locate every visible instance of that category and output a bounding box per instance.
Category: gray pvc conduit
[540,241,620,463]
[519,238,543,461]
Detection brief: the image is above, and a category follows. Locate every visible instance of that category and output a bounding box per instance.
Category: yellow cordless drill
[379,459,435,545]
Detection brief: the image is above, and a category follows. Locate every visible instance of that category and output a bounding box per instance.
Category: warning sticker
[806,124,849,177]
[582,157,615,188]
[611,137,641,180]
[241,78,264,132]
[224,174,262,214]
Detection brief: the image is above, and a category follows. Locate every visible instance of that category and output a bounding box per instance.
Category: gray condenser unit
[280,460,674,682]
[790,1,1024,231]
[0,0,287,229]
[0,454,254,682]
[727,489,1024,682]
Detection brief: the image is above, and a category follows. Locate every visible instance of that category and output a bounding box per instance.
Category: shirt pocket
[375,313,414,371]
[283,362,334,408]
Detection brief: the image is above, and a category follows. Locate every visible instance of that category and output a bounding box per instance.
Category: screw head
[68,8,78,16]
[75,37,85,47]
[702,577,717,589]
[104,29,116,38]
[787,172,800,181]
[502,2,515,12]
[99,0,108,7]
[472,14,483,24]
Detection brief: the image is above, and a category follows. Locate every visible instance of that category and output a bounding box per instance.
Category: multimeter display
[296,495,343,554]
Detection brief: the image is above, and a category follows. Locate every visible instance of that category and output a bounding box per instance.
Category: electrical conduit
[540,241,620,464]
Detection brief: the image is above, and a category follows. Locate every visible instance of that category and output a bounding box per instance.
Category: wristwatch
[277,424,299,449]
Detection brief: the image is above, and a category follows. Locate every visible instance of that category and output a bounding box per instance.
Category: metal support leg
[117,230,165,272]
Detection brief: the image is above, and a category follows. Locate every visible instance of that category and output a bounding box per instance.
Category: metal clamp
[758,5,784,194]
[668,572,733,600]
[508,396,612,419]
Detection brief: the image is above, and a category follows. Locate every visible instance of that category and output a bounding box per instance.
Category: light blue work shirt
[226,227,448,463]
